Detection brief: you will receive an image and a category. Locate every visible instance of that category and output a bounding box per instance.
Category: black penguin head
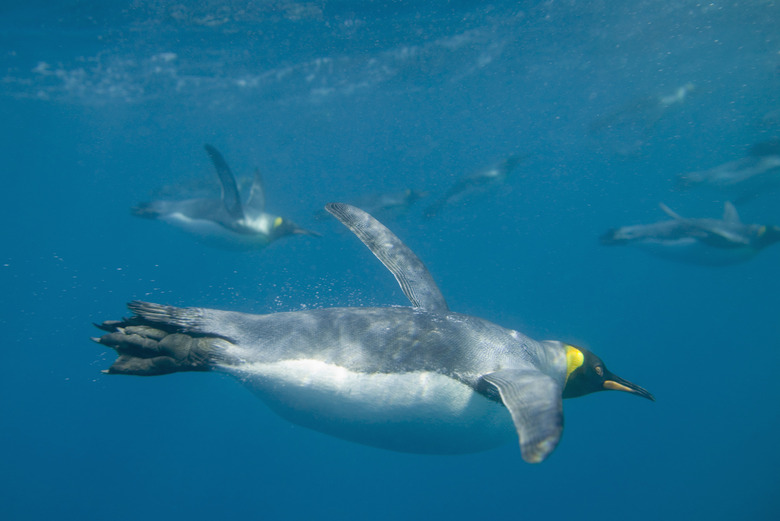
[270,217,321,241]
[562,345,654,401]
[754,225,780,250]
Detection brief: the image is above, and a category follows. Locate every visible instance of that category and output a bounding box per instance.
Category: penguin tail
[92,302,224,376]
[130,202,162,219]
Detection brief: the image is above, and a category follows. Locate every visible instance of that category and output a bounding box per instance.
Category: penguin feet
[599,228,627,245]
[93,317,215,376]
[130,202,162,219]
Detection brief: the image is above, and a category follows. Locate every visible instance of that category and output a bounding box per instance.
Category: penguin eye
[595,366,604,377]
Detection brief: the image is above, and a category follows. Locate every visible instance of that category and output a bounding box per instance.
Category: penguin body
[96,203,652,462]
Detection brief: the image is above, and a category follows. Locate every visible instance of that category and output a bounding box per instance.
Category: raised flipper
[698,201,749,246]
[204,144,244,222]
[326,202,449,313]
[244,168,266,214]
[481,369,564,463]
[93,314,217,376]
[659,202,685,221]
[721,201,740,224]
[665,201,749,246]
[658,202,746,246]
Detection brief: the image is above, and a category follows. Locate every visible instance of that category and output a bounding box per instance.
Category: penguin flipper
[204,144,245,222]
[659,202,685,221]
[482,369,563,463]
[722,201,740,224]
[692,202,749,246]
[326,202,449,313]
[697,227,750,247]
[244,168,266,214]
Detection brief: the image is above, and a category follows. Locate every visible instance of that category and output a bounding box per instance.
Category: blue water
[1,1,779,519]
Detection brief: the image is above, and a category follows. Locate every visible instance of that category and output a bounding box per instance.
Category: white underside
[161,213,271,249]
[219,359,516,454]
[635,238,755,265]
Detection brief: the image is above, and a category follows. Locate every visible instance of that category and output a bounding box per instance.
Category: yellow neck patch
[565,345,585,384]
[274,216,283,228]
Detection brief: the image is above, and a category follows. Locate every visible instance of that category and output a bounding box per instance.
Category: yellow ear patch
[565,345,585,384]
[758,225,766,236]
[274,217,283,228]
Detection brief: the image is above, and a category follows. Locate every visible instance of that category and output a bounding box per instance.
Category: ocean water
[1,1,779,519]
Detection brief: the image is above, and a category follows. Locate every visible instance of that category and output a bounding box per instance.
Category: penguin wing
[326,202,449,313]
[721,201,740,224]
[204,144,245,222]
[659,202,685,221]
[694,225,751,247]
[482,369,563,463]
[244,168,266,214]
[684,215,751,248]
[658,204,739,242]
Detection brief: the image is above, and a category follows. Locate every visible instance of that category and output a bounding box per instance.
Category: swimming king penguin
[132,144,318,249]
[675,140,780,203]
[94,203,653,463]
[600,201,780,265]
[423,154,525,219]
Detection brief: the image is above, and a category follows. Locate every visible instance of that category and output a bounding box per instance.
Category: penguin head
[754,224,780,250]
[562,345,654,401]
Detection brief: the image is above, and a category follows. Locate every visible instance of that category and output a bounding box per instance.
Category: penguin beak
[293,227,321,237]
[602,371,655,401]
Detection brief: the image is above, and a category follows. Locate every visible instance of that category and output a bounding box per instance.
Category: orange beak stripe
[603,380,635,393]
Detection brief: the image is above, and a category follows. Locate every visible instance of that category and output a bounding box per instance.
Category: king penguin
[675,140,780,203]
[94,203,653,463]
[132,144,319,250]
[601,202,780,265]
[423,154,525,219]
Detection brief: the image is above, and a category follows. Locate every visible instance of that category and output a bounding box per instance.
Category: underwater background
[1,1,779,519]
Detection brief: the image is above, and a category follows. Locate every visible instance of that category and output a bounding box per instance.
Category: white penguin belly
[636,238,754,265]
[220,359,515,454]
[161,213,271,249]
[160,213,230,237]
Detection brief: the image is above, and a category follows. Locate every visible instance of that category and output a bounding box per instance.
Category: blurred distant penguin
[424,153,525,219]
[600,202,780,265]
[133,144,318,249]
[675,140,780,202]
[94,203,653,463]
[588,82,695,156]
[314,188,427,221]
